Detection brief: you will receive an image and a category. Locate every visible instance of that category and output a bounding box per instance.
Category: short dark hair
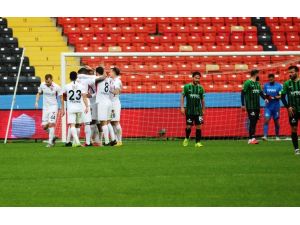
[45,74,53,80]
[192,71,201,77]
[288,65,299,72]
[250,69,259,76]
[78,67,89,74]
[96,66,104,75]
[111,66,120,76]
[70,71,77,81]
[268,73,275,78]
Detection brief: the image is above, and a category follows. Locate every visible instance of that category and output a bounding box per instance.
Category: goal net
[57,51,300,142]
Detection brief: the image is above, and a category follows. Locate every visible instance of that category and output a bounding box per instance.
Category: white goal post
[60,51,300,142]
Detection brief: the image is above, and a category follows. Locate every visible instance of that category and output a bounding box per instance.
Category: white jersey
[96,77,112,103]
[62,81,87,113]
[76,74,96,106]
[109,77,122,103]
[38,82,61,111]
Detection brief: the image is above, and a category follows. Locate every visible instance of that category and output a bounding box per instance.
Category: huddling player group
[35,66,122,148]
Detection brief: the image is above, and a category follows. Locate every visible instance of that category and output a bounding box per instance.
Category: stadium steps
[7,17,79,84]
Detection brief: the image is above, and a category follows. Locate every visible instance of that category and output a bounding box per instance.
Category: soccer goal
[58,51,300,143]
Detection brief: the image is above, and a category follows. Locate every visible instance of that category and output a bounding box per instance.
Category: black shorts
[186,115,204,126]
[247,109,260,120]
[289,111,300,127]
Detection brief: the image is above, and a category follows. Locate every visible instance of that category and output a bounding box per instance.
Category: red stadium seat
[270,25,285,36]
[163,84,176,93]
[216,26,231,36]
[213,74,228,84]
[279,17,293,26]
[231,34,244,45]
[170,17,184,26]
[89,36,103,45]
[123,46,137,52]
[177,63,192,74]
[198,17,211,26]
[244,26,257,36]
[102,17,118,26]
[184,17,198,26]
[135,26,150,34]
[203,26,217,35]
[89,17,103,25]
[187,35,202,44]
[286,34,300,46]
[159,35,173,44]
[136,45,151,52]
[148,64,163,73]
[224,17,238,26]
[191,63,205,73]
[235,45,251,51]
[216,35,230,45]
[94,26,109,36]
[130,17,144,25]
[150,45,165,52]
[244,35,258,45]
[146,36,160,44]
[202,35,216,45]
[243,55,258,64]
[58,17,76,26]
[122,26,136,35]
[189,26,203,35]
[192,45,207,52]
[143,17,157,25]
[272,35,286,46]
[77,46,93,53]
[117,36,131,44]
[157,17,171,25]
[220,64,235,72]
[206,45,222,52]
[164,45,179,52]
[211,17,225,26]
[238,17,251,26]
[162,63,178,73]
[176,26,190,34]
[161,25,177,35]
[117,17,130,26]
[249,45,263,51]
[92,46,108,52]
[135,64,149,73]
[131,35,146,44]
[75,17,90,26]
[72,36,89,46]
[265,17,279,25]
[173,35,188,44]
[285,25,299,35]
[221,45,237,51]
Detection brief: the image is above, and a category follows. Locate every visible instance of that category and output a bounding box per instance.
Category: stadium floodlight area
[2,51,300,142]
[57,51,300,143]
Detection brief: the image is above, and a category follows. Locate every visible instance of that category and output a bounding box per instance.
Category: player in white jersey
[35,74,61,147]
[109,67,123,146]
[95,66,117,146]
[76,67,102,146]
[61,71,89,147]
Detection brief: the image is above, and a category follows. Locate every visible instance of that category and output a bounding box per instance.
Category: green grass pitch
[0,140,300,206]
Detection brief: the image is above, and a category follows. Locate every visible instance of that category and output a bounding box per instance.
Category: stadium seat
[198,17,211,26]
[0,28,13,38]
[183,17,198,26]
[170,17,184,26]
[286,34,300,45]
[265,17,279,26]
[279,17,293,26]
[238,17,251,26]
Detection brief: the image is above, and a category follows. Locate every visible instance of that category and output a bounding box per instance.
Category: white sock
[66,127,72,143]
[114,124,122,142]
[113,126,119,142]
[76,128,80,139]
[49,127,54,145]
[99,132,103,143]
[91,124,100,143]
[102,125,109,144]
[84,124,91,145]
[71,127,80,145]
[107,123,116,141]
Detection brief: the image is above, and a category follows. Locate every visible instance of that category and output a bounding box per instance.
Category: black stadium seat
[0,28,13,38]
[0,66,8,76]
[7,66,18,76]
[4,37,18,48]
[27,76,41,87]
[0,18,7,29]
[21,66,35,77]
[11,47,23,57]
[0,86,5,95]
[5,86,15,94]
[2,56,17,66]
[0,47,11,58]
[0,76,14,86]
[18,86,33,95]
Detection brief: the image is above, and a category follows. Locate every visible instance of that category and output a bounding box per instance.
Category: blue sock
[263,123,268,137]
